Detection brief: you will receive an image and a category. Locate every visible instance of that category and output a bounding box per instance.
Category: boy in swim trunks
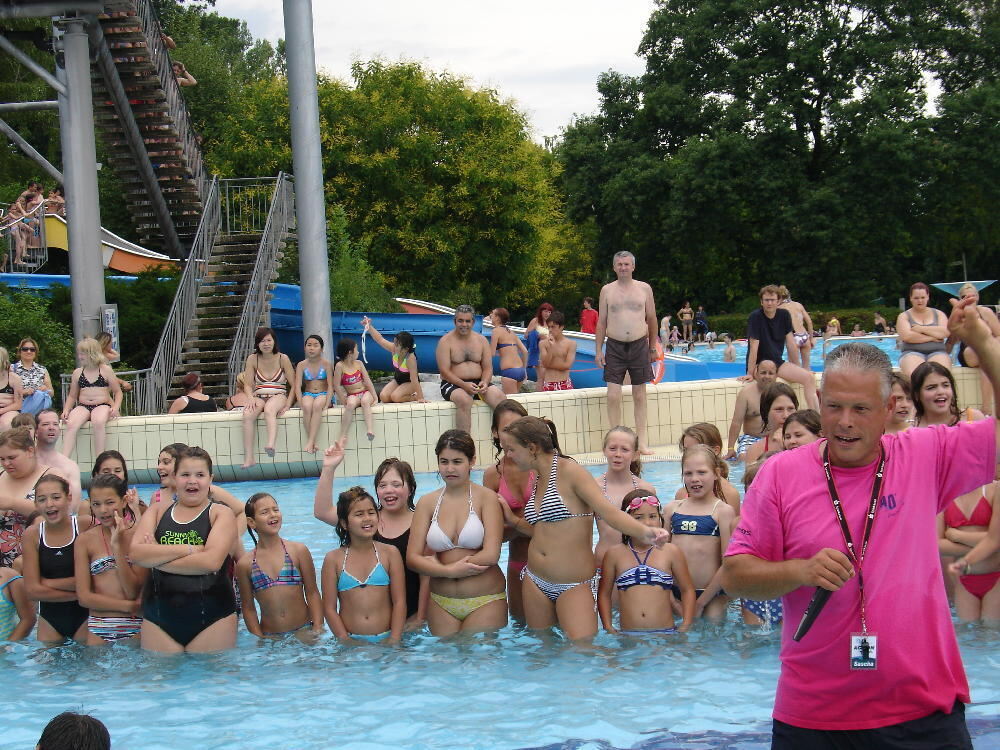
[540,311,577,391]
[594,251,659,453]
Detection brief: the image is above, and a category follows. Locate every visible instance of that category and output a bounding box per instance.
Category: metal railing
[226,173,295,393]
[142,176,221,414]
[221,177,282,235]
[129,0,209,203]
[61,368,153,417]
[1,199,48,273]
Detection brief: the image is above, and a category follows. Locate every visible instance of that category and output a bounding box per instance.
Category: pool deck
[71,369,986,482]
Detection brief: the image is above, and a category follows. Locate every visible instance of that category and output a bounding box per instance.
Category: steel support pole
[0,100,60,111]
[0,117,64,182]
[57,19,105,340]
[282,0,331,349]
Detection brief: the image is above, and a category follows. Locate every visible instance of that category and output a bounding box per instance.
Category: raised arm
[362,319,395,353]
[948,296,1000,461]
[313,438,347,527]
[74,535,133,613]
[569,462,668,547]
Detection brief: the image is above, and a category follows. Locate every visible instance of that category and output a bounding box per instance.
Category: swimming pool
[688,336,906,369]
[6,462,1000,749]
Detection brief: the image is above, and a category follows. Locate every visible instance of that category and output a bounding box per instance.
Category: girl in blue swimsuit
[293,334,335,455]
[663,445,736,623]
[236,492,323,640]
[321,487,406,643]
[598,490,696,635]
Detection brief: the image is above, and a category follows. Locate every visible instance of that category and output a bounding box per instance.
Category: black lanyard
[822,444,886,634]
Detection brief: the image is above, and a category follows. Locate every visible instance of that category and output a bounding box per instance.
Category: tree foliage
[0,286,76,378]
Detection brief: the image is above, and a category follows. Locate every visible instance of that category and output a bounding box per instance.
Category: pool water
[6,462,1000,749]
[688,337,906,369]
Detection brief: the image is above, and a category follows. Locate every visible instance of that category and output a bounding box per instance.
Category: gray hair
[454,304,475,319]
[822,343,892,401]
[613,251,635,266]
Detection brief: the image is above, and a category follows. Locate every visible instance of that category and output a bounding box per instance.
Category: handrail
[128,0,208,203]
[143,176,220,413]
[61,368,152,417]
[226,173,295,393]
[2,199,47,273]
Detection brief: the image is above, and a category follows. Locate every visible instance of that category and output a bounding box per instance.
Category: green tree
[0,286,76,382]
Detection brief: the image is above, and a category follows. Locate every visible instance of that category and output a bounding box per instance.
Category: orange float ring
[652,340,665,384]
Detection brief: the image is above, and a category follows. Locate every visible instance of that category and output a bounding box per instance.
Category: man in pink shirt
[722,296,1000,748]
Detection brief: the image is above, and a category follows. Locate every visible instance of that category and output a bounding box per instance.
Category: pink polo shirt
[726,418,996,730]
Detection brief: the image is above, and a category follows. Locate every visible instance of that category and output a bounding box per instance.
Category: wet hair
[335,487,378,546]
[782,410,822,439]
[92,450,130,487]
[620,488,662,545]
[454,304,475,320]
[394,331,415,357]
[492,308,510,326]
[34,473,70,497]
[504,415,567,458]
[681,445,726,502]
[11,413,36,430]
[759,284,782,300]
[89,472,127,499]
[17,337,39,357]
[909,282,931,299]
[534,303,554,326]
[374,457,417,510]
[435,429,476,462]
[253,327,280,355]
[181,372,201,392]
[0,427,34,451]
[890,372,911,399]
[911,361,959,423]
[759,383,799,431]
[603,425,642,477]
[305,334,324,348]
[336,338,357,361]
[174,446,213,475]
[76,338,107,368]
[822,342,892,402]
[0,347,10,372]
[677,423,728,479]
[37,711,111,750]
[492,399,529,459]
[548,310,566,327]
[245,492,277,544]
[159,442,188,462]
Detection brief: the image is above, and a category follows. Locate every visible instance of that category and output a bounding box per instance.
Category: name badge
[850,633,877,670]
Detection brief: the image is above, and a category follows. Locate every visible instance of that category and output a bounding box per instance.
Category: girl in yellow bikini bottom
[430,592,506,621]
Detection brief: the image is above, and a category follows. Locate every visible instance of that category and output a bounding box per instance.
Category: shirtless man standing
[723,360,777,460]
[594,251,659,454]
[778,286,815,370]
[34,409,82,510]
[540,311,577,391]
[746,285,820,410]
[436,305,505,432]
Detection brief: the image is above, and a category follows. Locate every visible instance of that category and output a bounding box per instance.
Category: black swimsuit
[77,369,111,412]
[374,527,420,618]
[142,502,236,646]
[38,518,88,640]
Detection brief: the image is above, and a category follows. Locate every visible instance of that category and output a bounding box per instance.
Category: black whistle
[792,587,832,642]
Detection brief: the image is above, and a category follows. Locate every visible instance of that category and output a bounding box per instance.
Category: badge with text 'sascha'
[850,633,877,670]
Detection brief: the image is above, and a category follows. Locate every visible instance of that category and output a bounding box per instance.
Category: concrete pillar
[283,0,332,350]
[56,19,105,340]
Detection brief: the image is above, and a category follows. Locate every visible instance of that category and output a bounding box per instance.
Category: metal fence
[1,200,48,273]
[221,177,282,235]
[226,174,295,393]
[142,176,221,414]
[60,368,154,417]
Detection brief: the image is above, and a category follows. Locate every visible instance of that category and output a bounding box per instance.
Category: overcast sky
[211,0,657,140]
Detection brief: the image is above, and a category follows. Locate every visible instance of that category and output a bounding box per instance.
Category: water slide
[43,214,177,274]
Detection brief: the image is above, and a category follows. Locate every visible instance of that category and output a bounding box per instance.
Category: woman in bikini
[240,327,296,468]
[314,439,428,629]
[60,338,122,459]
[939,481,1000,622]
[407,430,507,636]
[594,426,655,574]
[489,308,529,395]
[293,334,335,454]
[483,399,534,620]
[0,347,24,430]
[361,318,424,404]
[333,338,377,442]
[743,383,799,464]
[896,282,952,378]
[499,416,669,639]
[131,447,238,652]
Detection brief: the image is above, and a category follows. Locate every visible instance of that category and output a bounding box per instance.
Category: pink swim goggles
[627,496,660,510]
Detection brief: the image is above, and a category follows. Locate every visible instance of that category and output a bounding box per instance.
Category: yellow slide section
[44,214,178,274]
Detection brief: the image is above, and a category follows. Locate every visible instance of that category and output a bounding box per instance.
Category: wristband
[964,562,972,576]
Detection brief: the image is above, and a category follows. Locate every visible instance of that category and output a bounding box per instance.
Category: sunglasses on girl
[20,347,36,352]
[627,496,660,510]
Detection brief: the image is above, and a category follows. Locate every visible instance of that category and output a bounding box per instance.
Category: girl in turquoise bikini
[321,487,405,643]
[293,335,335,454]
